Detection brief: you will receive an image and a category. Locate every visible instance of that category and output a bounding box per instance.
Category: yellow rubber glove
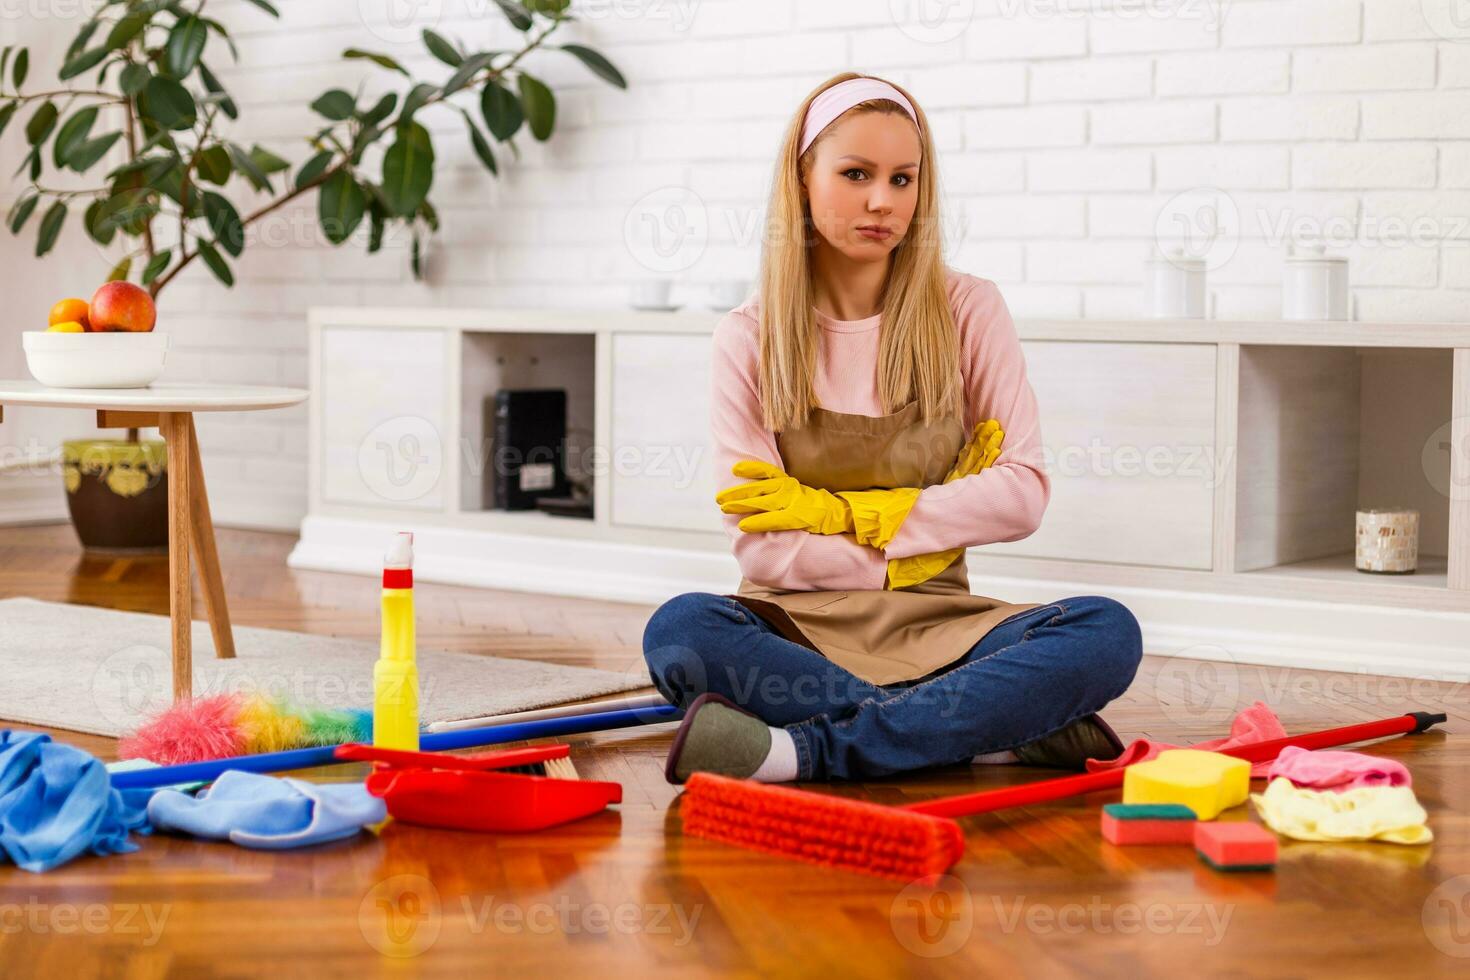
[714,460,854,535]
[834,487,922,550]
[884,419,1005,590]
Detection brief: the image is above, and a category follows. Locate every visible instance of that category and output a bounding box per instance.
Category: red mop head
[680,773,965,881]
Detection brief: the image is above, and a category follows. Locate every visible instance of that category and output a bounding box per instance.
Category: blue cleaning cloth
[0,730,153,873]
[147,770,386,850]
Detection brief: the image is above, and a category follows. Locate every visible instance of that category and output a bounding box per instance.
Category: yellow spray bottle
[374,530,419,750]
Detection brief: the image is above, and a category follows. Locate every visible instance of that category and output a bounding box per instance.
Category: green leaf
[141,249,172,285]
[35,200,66,257]
[83,198,116,245]
[25,101,57,144]
[59,46,109,81]
[140,76,196,130]
[67,131,123,171]
[360,92,398,127]
[120,62,151,95]
[560,44,626,89]
[106,255,132,283]
[461,110,497,175]
[350,123,381,165]
[166,16,208,78]
[423,29,462,67]
[7,193,38,234]
[95,188,158,234]
[226,142,273,192]
[310,89,355,121]
[410,231,422,279]
[106,14,149,51]
[397,82,437,124]
[492,0,534,31]
[240,0,280,16]
[198,62,237,119]
[12,48,28,90]
[380,121,434,217]
[152,167,199,212]
[195,238,234,286]
[480,81,522,141]
[66,21,100,61]
[248,144,289,174]
[196,144,232,184]
[203,191,244,257]
[443,52,496,95]
[517,72,555,140]
[0,48,11,88]
[342,48,408,77]
[367,200,386,253]
[52,107,97,168]
[295,149,333,189]
[0,103,17,141]
[318,169,366,245]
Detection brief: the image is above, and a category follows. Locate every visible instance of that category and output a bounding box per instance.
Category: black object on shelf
[487,388,570,510]
[534,495,595,520]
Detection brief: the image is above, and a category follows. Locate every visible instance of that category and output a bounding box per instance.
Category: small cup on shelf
[1355,508,1418,574]
[629,279,676,310]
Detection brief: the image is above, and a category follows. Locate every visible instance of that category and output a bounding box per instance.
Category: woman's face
[802,110,921,263]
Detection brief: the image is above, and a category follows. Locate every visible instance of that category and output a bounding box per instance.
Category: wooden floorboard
[0,522,1466,977]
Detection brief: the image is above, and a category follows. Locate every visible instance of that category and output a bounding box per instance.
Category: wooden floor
[0,523,1466,977]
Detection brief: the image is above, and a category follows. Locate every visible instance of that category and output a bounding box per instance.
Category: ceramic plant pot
[63,438,169,552]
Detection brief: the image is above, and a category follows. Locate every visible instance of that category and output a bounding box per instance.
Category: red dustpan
[335,743,623,832]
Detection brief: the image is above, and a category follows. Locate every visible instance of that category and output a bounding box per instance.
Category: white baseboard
[282,512,1470,683]
[0,473,66,524]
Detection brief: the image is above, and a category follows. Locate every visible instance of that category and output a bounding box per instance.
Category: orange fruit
[49,298,91,331]
[47,320,85,333]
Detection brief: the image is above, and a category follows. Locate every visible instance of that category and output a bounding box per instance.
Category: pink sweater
[710,269,1051,592]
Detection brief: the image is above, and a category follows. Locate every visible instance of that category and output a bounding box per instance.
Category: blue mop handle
[109,703,682,790]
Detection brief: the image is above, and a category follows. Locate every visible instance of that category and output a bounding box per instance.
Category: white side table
[0,381,308,700]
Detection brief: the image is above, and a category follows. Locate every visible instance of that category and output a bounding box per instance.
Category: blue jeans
[642,592,1143,781]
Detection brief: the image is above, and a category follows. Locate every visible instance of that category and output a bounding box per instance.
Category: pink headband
[799,77,919,156]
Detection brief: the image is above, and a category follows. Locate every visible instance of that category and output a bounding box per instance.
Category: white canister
[1355,508,1419,574]
[1144,249,1207,319]
[1283,244,1349,320]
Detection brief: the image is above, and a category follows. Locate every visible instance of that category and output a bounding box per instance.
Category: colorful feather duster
[118,693,377,765]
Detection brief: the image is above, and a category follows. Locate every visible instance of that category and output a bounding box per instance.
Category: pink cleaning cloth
[1084,701,1288,778]
[1266,745,1411,792]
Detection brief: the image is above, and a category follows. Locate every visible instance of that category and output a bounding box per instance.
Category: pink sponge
[1194,821,1278,871]
[1100,803,1197,845]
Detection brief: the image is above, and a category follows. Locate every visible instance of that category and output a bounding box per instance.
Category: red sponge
[1194,821,1278,871]
[1100,803,1197,845]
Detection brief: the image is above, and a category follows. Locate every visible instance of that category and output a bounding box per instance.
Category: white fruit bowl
[22,330,169,388]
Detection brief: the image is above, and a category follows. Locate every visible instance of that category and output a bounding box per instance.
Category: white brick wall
[1,0,1468,532]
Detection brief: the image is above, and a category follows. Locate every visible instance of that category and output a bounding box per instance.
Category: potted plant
[0,0,625,551]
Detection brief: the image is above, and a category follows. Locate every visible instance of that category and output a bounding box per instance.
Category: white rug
[0,597,653,738]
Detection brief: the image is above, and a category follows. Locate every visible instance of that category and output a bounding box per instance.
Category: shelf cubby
[457,330,597,520]
[1234,344,1454,589]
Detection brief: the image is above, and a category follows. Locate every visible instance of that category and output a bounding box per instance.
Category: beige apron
[725,398,1041,686]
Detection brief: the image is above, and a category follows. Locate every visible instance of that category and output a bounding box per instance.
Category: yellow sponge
[1122,749,1250,820]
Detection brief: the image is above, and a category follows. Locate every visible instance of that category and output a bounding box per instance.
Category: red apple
[89,281,157,333]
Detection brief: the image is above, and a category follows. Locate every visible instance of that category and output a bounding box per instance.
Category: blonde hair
[756,71,961,433]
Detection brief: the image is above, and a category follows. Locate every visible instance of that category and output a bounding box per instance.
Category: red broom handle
[904,710,1445,819]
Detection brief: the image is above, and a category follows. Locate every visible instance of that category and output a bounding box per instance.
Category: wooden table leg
[161,412,193,700]
[185,415,236,660]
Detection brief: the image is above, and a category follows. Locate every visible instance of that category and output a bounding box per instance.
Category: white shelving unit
[291,307,1470,681]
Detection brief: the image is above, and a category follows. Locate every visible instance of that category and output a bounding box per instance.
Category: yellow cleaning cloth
[1250,777,1433,844]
